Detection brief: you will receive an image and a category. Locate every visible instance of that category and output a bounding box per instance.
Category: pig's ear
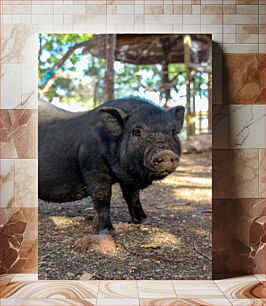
[98,107,129,136]
[168,105,185,132]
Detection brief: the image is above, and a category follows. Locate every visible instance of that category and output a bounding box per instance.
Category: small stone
[79,272,95,280]
[66,272,74,279]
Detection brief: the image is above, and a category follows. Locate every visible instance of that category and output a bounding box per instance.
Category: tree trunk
[104,34,116,102]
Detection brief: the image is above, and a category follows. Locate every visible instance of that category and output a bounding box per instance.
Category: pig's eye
[132,128,141,137]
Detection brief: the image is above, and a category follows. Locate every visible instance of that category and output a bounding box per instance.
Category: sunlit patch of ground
[39,152,212,280]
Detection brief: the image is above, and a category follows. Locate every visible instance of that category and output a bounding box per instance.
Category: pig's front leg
[121,185,150,224]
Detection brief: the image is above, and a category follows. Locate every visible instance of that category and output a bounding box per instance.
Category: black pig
[38,97,185,235]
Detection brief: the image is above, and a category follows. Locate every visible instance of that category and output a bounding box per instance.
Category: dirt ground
[39,152,212,280]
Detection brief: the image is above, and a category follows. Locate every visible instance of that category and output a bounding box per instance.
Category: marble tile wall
[0,0,265,279]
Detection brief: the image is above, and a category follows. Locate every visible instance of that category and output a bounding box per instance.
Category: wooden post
[184,35,195,138]
[104,34,116,102]
[161,61,171,109]
[208,72,212,132]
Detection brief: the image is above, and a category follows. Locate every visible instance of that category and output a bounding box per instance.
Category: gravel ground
[39,152,212,280]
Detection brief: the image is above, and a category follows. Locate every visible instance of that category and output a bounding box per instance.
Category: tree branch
[39,36,102,94]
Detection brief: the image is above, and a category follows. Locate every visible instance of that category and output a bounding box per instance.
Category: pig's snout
[150,150,179,173]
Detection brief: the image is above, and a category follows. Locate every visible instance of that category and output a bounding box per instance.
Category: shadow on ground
[39,152,212,280]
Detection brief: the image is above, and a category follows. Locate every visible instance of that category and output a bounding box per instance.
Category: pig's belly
[38,177,88,202]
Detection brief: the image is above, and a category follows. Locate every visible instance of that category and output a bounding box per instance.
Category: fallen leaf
[143,244,161,249]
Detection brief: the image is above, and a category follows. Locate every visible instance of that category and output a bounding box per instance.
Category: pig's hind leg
[90,184,115,235]
[121,185,150,225]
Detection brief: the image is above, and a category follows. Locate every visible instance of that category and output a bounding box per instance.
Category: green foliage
[39,34,209,110]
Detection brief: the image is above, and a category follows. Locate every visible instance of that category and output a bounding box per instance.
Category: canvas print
[38,34,212,280]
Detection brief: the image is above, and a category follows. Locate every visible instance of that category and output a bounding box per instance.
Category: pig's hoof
[141,216,151,225]
[130,216,151,225]
[75,235,116,254]
[99,228,116,236]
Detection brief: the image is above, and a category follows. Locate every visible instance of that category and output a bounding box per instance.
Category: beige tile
[0,274,14,290]
[1,299,96,305]
[223,24,236,33]
[259,34,265,43]
[62,4,74,14]
[12,5,31,14]
[144,14,182,24]
[32,14,54,24]
[21,63,38,109]
[73,14,86,24]
[32,4,53,14]
[223,5,237,14]
[107,5,116,14]
[201,0,223,3]
[1,25,38,64]
[135,4,144,14]
[182,5,192,14]
[97,299,139,305]
[63,15,73,25]
[11,274,38,282]
[223,33,236,43]
[115,24,135,32]
[237,33,258,43]
[116,4,134,14]
[0,159,15,208]
[135,24,145,32]
[259,150,265,198]
[212,33,223,44]
[254,274,266,282]
[201,5,223,14]
[201,15,223,24]
[138,281,176,299]
[237,4,259,14]
[86,5,106,15]
[259,44,265,53]
[73,5,86,14]
[183,24,200,33]
[236,0,259,3]
[229,106,265,149]
[192,5,200,14]
[223,14,258,24]
[215,276,261,299]
[2,281,99,299]
[135,15,144,24]
[173,4,182,14]
[140,298,232,306]
[1,64,22,109]
[183,14,200,24]
[201,25,222,34]
[2,15,12,24]
[15,159,37,208]
[144,5,164,14]
[229,300,266,305]
[237,25,259,34]
[3,4,11,14]
[98,281,138,299]
[172,281,225,298]
[222,43,258,53]
[107,14,134,24]
[259,4,265,14]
